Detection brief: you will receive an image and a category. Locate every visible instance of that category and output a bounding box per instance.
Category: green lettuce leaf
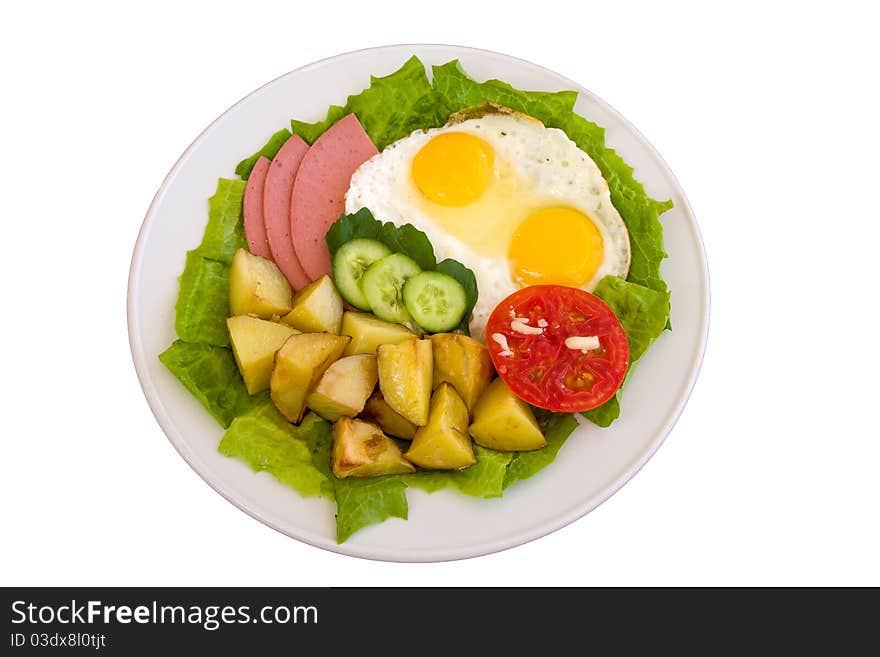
[301,413,335,483]
[582,275,670,424]
[504,411,580,489]
[158,340,253,427]
[291,105,347,145]
[406,446,512,498]
[565,119,672,296]
[220,405,409,542]
[346,55,441,149]
[172,179,246,345]
[174,251,229,346]
[291,56,441,150]
[335,477,408,544]
[160,178,249,425]
[199,179,247,264]
[218,402,331,498]
[300,412,411,542]
[431,60,578,129]
[235,128,292,179]
[593,275,669,362]
[581,394,620,428]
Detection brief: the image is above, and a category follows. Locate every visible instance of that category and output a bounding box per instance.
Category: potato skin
[360,390,417,440]
[307,354,378,421]
[282,275,343,334]
[377,338,433,426]
[229,248,293,317]
[469,378,546,451]
[431,333,495,411]
[226,316,298,395]
[331,417,415,478]
[269,333,350,423]
[341,312,415,356]
[405,383,476,470]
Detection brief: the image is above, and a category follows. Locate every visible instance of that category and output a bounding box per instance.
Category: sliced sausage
[263,134,311,289]
[243,156,272,258]
[290,114,378,280]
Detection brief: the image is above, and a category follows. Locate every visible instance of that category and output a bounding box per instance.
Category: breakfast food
[291,114,379,280]
[263,134,311,289]
[346,111,632,339]
[160,56,672,543]
[242,156,272,258]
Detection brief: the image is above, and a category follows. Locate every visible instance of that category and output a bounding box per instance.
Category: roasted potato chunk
[341,311,415,356]
[331,417,415,478]
[377,338,433,426]
[281,275,343,334]
[307,354,378,421]
[270,333,350,423]
[469,377,546,451]
[405,383,475,470]
[360,390,417,440]
[229,248,293,317]
[226,315,299,394]
[431,333,494,411]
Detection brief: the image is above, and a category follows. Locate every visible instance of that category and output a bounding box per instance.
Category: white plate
[128,44,709,562]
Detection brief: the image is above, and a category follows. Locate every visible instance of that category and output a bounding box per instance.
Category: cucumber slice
[332,239,392,310]
[361,253,422,323]
[402,271,467,333]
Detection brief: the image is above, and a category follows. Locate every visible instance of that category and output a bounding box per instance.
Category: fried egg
[345,109,631,339]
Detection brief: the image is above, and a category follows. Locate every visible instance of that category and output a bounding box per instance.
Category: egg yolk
[412,132,494,206]
[509,207,604,287]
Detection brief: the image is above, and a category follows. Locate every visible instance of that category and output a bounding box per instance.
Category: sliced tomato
[485,285,629,413]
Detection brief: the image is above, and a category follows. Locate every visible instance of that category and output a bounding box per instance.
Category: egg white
[345,113,630,340]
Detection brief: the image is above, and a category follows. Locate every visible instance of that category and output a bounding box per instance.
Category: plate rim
[128,43,710,563]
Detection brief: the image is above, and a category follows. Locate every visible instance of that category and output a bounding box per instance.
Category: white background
[3,0,878,586]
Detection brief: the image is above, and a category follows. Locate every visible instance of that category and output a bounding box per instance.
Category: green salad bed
[160,56,672,542]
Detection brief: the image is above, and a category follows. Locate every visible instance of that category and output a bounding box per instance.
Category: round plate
[128,44,709,562]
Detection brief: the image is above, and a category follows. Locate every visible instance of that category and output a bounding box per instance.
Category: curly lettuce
[293,55,442,150]
[158,341,253,428]
[584,276,671,426]
[237,56,442,178]
[219,402,333,498]
[160,178,253,426]
[234,128,291,180]
[216,407,576,542]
